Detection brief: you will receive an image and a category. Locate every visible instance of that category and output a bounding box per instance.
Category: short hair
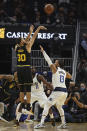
[15,38,21,44]
[58,59,64,68]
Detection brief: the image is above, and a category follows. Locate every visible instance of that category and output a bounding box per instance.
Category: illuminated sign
[0,28,5,38]
[6,32,67,40]
[0,25,76,44]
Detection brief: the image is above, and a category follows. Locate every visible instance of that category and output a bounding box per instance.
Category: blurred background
[0,0,87,83]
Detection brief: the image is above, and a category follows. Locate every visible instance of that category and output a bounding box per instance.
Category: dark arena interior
[0,0,87,131]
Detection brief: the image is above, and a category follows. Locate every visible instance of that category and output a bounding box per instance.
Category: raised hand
[29,25,34,32]
[40,45,44,53]
[38,26,47,30]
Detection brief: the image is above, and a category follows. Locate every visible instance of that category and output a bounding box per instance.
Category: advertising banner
[0,25,76,44]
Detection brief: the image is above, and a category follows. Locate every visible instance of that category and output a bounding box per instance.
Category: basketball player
[31,66,53,108]
[31,66,55,124]
[15,25,47,111]
[34,45,72,129]
[15,25,47,125]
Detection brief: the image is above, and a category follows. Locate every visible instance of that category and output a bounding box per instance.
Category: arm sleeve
[43,51,53,67]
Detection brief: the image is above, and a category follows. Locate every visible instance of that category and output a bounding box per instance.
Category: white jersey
[31,73,47,108]
[31,73,44,93]
[52,67,66,89]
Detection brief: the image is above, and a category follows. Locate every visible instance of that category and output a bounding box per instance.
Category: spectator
[55,6,66,25]
[13,7,28,23]
[80,33,87,58]
[80,82,87,105]
[64,91,87,122]
[76,58,87,84]
[0,74,19,121]
[80,82,86,93]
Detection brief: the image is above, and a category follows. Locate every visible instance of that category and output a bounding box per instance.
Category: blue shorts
[20,114,28,122]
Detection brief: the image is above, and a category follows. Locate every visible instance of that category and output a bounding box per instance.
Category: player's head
[54,59,64,68]
[54,60,59,67]
[58,59,64,68]
[31,66,36,77]
[16,38,25,46]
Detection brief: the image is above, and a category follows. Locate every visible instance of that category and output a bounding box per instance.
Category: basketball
[44,4,55,15]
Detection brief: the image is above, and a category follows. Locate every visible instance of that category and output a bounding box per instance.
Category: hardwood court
[0,120,87,131]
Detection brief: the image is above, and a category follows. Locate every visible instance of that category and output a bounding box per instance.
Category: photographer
[63,91,87,123]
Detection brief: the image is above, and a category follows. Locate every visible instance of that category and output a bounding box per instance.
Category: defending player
[34,45,72,129]
[31,66,53,108]
[31,66,55,121]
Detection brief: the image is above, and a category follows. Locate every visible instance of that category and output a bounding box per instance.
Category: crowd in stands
[0,0,84,25]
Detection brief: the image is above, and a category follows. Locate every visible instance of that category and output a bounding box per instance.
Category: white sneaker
[34,123,45,129]
[0,116,9,123]
[25,119,33,123]
[57,123,68,129]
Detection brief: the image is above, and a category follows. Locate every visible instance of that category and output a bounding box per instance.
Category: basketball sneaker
[0,116,9,123]
[34,123,45,129]
[57,123,68,129]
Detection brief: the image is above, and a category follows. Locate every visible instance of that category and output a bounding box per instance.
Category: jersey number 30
[17,54,26,62]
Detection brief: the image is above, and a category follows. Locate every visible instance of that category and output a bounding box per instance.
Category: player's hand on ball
[40,45,44,52]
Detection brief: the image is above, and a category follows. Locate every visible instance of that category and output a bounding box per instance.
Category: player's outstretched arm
[29,26,47,48]
[25,25,34,42]
[40,45,56,73]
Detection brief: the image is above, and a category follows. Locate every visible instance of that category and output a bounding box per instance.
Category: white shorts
[30,92,47,108]
[47,91,67,107]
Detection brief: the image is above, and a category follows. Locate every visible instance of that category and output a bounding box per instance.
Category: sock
[41,115,46,125]
[61,115,66,124]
